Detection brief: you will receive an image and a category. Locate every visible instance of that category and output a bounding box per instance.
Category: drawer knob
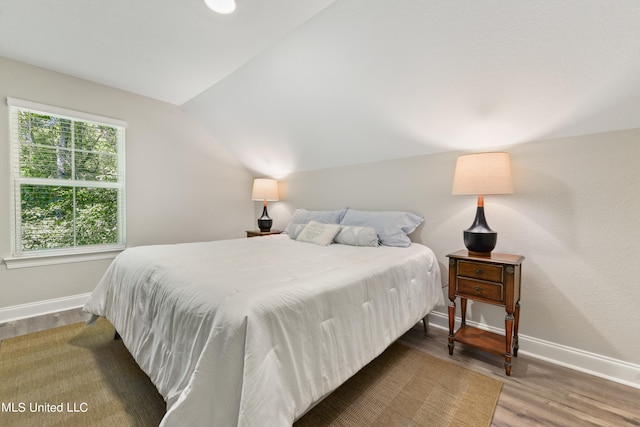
[473,286,483,294]
[474,269,483,275]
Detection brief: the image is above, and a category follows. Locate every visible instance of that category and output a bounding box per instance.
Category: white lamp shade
[251,179,279,201]
[452,152,514,195]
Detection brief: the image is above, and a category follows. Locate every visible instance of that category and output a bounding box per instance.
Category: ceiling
[0,0,335,105]
[2,1,639,175]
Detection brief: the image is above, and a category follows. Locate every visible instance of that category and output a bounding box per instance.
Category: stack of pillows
[284,208,423,248]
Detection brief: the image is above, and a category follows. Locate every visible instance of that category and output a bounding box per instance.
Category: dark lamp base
[258,218,272,232]
[463,230,497,255]
[257,205,272,232]
[463,203,497,255]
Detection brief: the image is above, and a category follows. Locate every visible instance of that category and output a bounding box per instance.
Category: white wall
[274,129,640,385]
[0,57,255,310]
[2,54,639,387]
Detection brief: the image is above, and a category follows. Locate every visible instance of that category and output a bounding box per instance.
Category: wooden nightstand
[447,249,524,376]
[246,229,282,238]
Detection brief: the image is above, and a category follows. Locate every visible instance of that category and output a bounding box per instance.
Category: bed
[84,231,444,426]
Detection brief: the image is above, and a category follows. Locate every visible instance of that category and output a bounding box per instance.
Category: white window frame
[4,98,127,269]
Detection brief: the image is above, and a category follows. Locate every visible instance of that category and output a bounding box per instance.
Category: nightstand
[246,229,282,238]
[447,249,524,376]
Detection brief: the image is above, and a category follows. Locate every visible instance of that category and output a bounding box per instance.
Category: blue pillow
[340,209,423,247]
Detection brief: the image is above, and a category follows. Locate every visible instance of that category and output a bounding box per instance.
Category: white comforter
[83,235,444,426]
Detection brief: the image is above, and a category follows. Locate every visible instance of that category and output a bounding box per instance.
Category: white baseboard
[3,296,639,390]
[428,311,640,390]
[0,293,91,324]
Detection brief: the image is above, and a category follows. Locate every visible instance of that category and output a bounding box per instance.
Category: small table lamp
[452,152,513,256]
[251,178,279,232]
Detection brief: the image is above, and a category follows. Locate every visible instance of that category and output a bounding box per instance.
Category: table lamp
[251,178,279,232]
[452,152,513,255]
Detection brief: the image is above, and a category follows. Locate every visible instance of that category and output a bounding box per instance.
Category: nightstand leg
[513,302,520,357]
[447,301,456,355]
[460,298,467,325]
[504,313,514,376]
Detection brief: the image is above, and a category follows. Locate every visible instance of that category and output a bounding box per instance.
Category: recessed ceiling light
[204,0,236,14]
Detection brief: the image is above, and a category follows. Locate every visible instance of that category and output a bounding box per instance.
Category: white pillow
[284,208,347,237]
[296,220,340,246]
[334,225,379,247]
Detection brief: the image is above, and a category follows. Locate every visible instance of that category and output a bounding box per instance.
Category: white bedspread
[83,235,444,426]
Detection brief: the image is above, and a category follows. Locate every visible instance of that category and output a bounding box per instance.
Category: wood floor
[2,309,639,426]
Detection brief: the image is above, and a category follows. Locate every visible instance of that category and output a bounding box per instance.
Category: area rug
[295,342,502,427]
[0,320,501,427]
[0,318,165,427]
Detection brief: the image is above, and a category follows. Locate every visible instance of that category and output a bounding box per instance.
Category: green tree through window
[9,99,126,255]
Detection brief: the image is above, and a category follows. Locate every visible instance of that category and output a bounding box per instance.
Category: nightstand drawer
[458,261,503,282]
[457,278,504,303]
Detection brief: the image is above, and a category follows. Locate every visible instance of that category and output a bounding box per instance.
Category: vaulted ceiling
[2,0,639,175]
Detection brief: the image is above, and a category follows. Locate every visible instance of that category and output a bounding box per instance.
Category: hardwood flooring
[0,309,89,341]
[400,325,640,427]
[1,309,639,426]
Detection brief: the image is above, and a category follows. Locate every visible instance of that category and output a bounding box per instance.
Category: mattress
[83,234,444,426]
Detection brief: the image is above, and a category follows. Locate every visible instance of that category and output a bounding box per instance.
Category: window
[7,98,126,261]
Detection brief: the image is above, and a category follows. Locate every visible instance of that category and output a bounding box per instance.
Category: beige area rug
[0,320,501,427]
[295,343,502,427]
[0,319,165,427]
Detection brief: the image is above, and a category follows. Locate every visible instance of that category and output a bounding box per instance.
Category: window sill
[3,248,124,270]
